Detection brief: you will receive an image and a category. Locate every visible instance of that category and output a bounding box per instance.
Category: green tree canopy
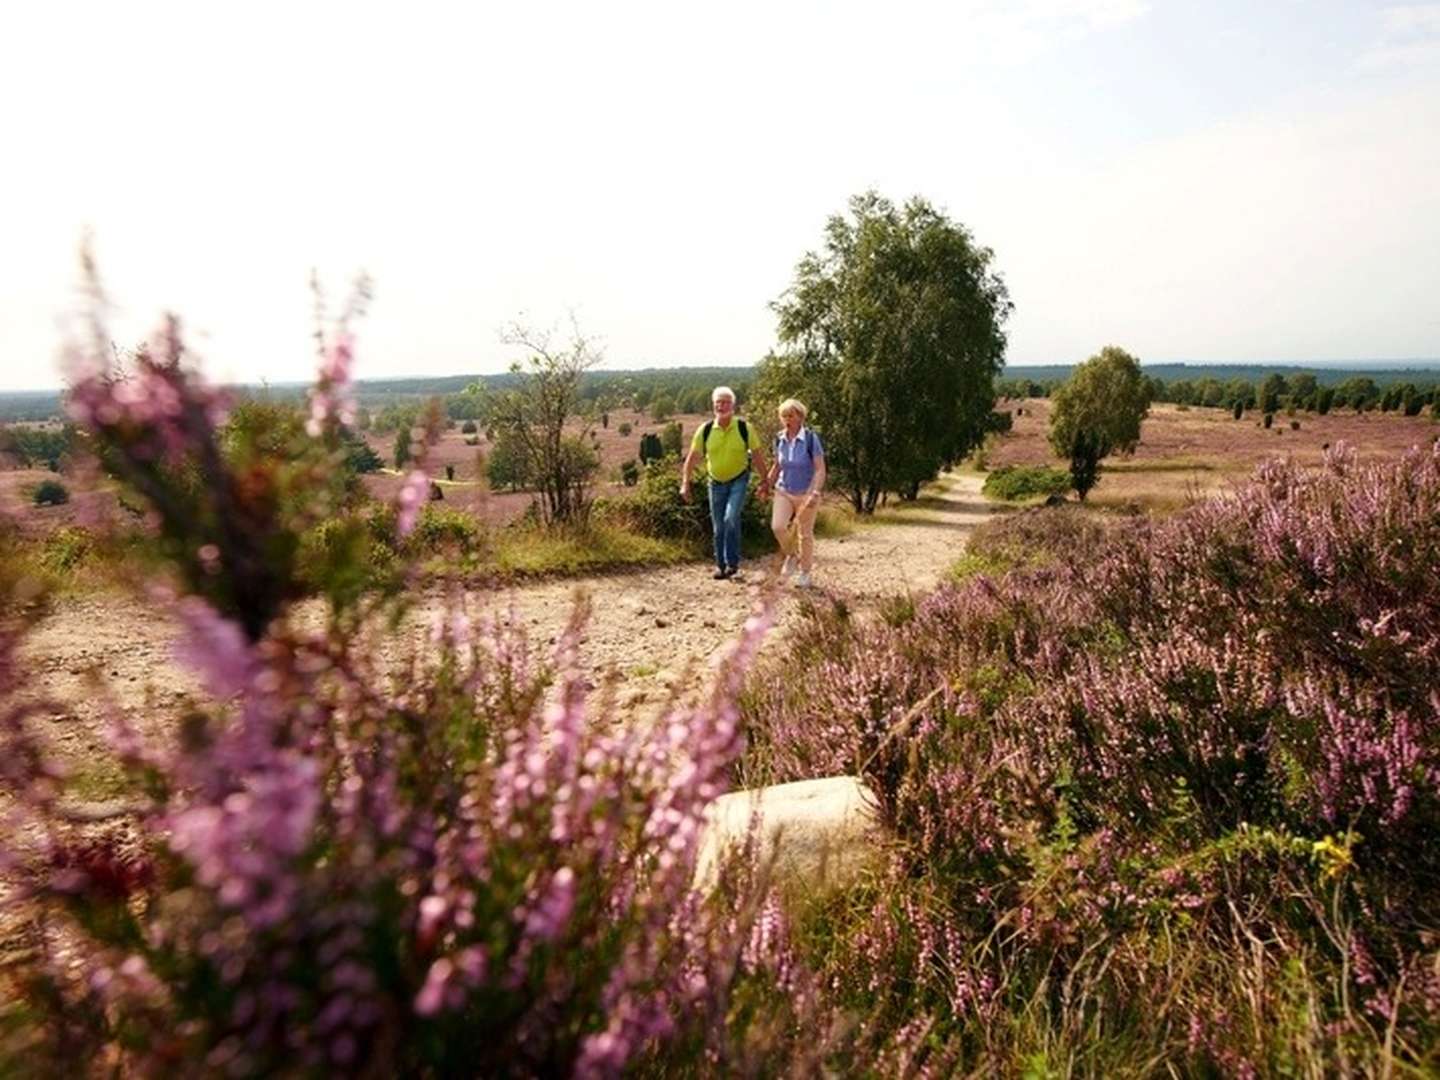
[762,191,1011,514]
[1047,346,1150,501]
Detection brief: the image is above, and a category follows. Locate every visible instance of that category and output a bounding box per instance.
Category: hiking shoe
[712,567,732,580]
[793,571,812,589]
[727,567,743,583]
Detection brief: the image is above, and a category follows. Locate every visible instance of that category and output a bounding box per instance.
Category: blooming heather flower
[396,469,429,538]
[172,596,254,699]
[305,333,357,437]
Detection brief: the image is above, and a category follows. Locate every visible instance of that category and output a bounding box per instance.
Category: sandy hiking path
[19,473,991,765]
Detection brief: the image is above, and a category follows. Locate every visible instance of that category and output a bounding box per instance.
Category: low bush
[39,525,93,572]
[0,308,821,1076]
[739,443,1440,1073]
[409,504,484,556]
[32,479,70,506]
[980,464,1071,501]
[604,457,772,555]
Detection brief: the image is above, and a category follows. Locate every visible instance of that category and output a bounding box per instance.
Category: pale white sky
[2,0,1438,390]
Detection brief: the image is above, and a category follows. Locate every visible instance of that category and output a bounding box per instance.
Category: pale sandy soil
[18,472,989,759]
[1,473,988,963]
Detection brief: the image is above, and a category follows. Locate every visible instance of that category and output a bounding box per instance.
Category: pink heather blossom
[305,333,357,437]
[396,469,429,537]
[173,597,253,699]
[524,867,576,943]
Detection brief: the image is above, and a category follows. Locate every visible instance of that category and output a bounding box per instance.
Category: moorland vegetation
[2,206,1439,1073]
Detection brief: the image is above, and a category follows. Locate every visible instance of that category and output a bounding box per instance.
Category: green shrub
[32,479,70,506]
[609,457,771,552]
[660,420,685,456]
[342,433,383,474]
[40,526,93,572]
[618,421,633,436]
[296,513,398,605]
[461,419,478,434]
[410,505,484,555]
[620,459,639,487]
[981,465,1071,501]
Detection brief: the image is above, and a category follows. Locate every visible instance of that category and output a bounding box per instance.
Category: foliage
[39,525,93,571]
[485,426,531,492]
[617,421,632,437]
[738,443,1440,1074]
[460,419,477,434]
[604,457,770,553]
[764,190,1011,514]
[31,479,70,506]
[980,465,1070,502]
[659,421,684,458]
[0,293,817,1077]
[341,430,382,474]
[619,459,639,487]
[1047,345,1149,501]
[0,425,71,469]
[488,322,601,525]
[393,425,413,469]
[638,432,663,464]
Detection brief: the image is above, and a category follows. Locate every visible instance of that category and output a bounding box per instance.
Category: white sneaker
[793,571,812,589]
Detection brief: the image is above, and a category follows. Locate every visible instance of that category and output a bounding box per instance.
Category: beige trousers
[771,490,819,572]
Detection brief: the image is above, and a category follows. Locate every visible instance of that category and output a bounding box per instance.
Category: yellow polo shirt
[691,418,761,482]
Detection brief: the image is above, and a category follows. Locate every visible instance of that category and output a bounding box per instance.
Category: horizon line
[4,357,1440,396]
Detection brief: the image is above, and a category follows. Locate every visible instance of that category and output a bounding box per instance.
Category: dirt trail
[21,473,991,756]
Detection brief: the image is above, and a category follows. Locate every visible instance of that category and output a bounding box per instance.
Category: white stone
[694,775,882,894]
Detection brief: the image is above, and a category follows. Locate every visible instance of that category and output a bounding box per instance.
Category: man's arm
[751,447,771,495]
[679,445,699,501]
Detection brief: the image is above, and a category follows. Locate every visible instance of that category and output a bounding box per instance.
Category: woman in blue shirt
[766,398,826,587]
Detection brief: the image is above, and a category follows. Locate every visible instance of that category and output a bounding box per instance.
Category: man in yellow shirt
[680,386,770,580]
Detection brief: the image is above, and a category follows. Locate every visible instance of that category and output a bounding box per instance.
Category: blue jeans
[707,471,749,571]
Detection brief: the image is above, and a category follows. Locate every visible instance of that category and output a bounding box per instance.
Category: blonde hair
[777,398,808,421]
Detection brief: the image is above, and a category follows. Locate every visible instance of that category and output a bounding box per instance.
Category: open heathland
[3,333,1438,1074]
[987,397,1440,510]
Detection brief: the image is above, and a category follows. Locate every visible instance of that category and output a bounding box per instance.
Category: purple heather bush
[0,283,829,1076]
[740,445,1440,1073]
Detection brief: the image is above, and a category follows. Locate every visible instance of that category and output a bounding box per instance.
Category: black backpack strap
[700,419,713,448]
[737,418,748,445]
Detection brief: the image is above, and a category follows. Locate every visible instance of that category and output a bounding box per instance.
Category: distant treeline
[1002,362,1440,387]
[999,368,1440,415]
[8,361,1439,424]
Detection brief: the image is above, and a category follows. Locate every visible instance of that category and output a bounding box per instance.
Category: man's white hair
[711,385,736,404]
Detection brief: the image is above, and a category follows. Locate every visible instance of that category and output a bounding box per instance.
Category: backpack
[699,417,749,455]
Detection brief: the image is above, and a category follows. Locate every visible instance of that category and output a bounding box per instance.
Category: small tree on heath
[488,320,602,524]
[1048,346,1149,501]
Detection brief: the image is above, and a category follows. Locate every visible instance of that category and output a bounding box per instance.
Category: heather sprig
[741,441,1440,1073]
[0,295,810,1077]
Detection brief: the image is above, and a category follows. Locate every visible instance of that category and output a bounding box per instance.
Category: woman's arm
[807,455,827,503]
